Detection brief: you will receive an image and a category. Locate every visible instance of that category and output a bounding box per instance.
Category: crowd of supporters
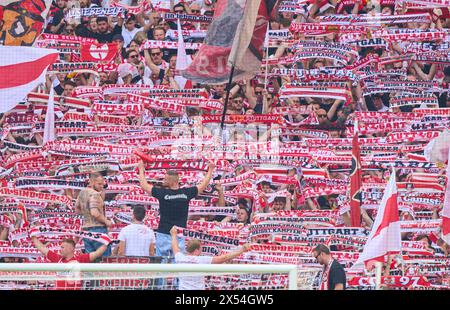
[1,0,450,290]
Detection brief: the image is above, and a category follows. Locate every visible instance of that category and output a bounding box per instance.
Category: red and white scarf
[319,259,334,290]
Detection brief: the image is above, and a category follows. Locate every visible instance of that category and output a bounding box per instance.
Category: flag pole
[220,65,236,133]
[263,23,270,91]
[375,262,383,290]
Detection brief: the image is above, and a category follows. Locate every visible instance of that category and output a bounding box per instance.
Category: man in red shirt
[31,236,108,290]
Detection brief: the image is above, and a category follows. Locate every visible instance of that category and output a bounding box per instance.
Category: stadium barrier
[0,263,322,290]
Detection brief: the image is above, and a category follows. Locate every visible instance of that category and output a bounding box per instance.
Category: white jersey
[118,223,155,256]
[174,252,213,290]
[122,27,141,47]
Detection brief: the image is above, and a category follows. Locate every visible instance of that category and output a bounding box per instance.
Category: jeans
[155,232,185,258]
[155,232,185,289]
[83,226,112,258]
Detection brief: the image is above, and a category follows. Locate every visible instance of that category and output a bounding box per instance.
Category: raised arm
[196,163,215,194]
[216,183,225,207]
[144,49,162,76]
[327,99,344,120]
[138,160,153,195]
[212,244,250,264]
[31,236,49,256]
[117,241,126,256]
[170,226,180,255]
[137,9,152,33]
[412,62,437,81]
[284,192,292,211]
[245,82,257,109]
[89,244,108,262]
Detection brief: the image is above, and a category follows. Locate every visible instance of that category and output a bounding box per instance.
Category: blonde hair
[133,31,147,45]
[186,239,201,253]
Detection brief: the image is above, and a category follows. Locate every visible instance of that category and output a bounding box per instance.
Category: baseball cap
[117,63,139,79]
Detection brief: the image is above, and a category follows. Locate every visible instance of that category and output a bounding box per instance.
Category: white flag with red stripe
[0,46,58,113]
[424,129,450,163]
[174,19,192,89]
[352,169,401,269]
[43,87,56,144]
[441,147,450,245]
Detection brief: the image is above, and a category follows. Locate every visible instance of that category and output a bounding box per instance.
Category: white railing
[0,263,299,290]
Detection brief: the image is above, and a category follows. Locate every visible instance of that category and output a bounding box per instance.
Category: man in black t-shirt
[138,160,215,257]
[76,16,123,43]
[313,244,346,290]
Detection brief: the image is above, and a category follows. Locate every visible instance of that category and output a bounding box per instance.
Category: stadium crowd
[1,0,450,290]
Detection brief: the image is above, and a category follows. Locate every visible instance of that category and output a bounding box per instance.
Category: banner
[182,0,246,84]
[0,0,52,46]
[228,0,270,81]
[178,228,241,247]
[81,42,118,62]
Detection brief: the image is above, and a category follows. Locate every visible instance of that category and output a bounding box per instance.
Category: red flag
[350,132,362,227]
[352,169,401,269]
[182,0,274,84]
[228,0,269,80]
[80,42,119,62]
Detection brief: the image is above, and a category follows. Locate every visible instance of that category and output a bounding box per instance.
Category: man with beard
[226,94,245,115]
[76,16,123,43]
[312,244,346,290]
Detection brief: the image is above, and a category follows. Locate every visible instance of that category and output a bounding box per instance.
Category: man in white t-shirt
[117,206,155,256]
[122,15,142,47]
[170,226,250,290]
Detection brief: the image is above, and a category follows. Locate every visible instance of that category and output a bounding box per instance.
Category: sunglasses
[317,114,327,118]
[314,252,321,260]
[130,54,138,58]
[233,99,243,103]
[191,10,201,13]
[255,91,262,95]
[151,52,161,56]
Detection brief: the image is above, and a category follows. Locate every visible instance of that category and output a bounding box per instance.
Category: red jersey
[46,251,91,290]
